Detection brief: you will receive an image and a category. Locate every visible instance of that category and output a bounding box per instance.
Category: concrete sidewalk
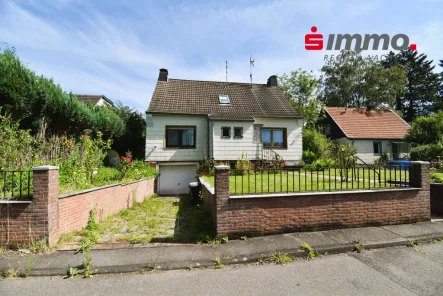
[1,221,442,277]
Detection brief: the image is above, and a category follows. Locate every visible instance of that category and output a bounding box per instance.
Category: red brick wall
[58,179,155,234]
[0,166,60,246]
[431,183,443,215]
[212,162,430,238]
[0,166,155,247]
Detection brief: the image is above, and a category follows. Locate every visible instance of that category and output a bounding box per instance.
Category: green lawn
[201,168,409,195]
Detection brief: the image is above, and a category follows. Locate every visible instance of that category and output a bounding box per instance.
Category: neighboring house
[146,69,303,195]
[321,107,411,164]
[74,94,115,107]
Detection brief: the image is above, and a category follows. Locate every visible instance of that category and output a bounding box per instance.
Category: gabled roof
[325,107,410,140]
[74,94,114,106]
[147,79,301,120]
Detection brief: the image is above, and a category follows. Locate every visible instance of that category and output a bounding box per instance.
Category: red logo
[305,26,323,50]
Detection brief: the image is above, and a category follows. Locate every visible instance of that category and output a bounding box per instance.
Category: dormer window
[219,95,230,104]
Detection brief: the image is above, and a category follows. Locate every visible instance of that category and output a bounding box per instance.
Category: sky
[0,0,442,111]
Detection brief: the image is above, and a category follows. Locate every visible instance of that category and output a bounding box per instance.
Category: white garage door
[158,164,198,195]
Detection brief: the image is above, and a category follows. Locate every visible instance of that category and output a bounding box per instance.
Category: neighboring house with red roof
[146,69,303,195]
[322,107,411,164]
[74,94,115,107]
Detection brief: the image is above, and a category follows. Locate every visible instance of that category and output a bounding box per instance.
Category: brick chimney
[158,68,168,82]
[267,75,278,87]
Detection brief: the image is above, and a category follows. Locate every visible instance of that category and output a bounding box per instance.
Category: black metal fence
[0,170,33,200]
[229,164,409,195]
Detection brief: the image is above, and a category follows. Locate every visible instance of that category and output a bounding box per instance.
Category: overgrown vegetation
[0,48,125,139]
[0,112,157,196]
[60,195,215,246]
[268,252,294,265]
[300,243,319,259]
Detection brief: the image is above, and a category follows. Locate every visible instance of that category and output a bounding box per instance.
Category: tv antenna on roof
[249,55,255,84]
[226,60,228,82]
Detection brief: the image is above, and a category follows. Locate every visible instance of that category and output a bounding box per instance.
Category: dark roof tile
[147,79,301,119]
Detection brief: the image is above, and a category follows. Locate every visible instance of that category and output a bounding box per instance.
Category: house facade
[146,69,303,195]
[321,107,411,164]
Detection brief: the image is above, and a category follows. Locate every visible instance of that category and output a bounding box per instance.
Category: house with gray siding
[321,107,411,164]
[146,69,303,194]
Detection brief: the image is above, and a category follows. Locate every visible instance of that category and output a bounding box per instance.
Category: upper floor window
[262,128,287,149]
[234,127,243,139]
[166,126,196,149]
[219,95,230,104]
[221,126,231,139]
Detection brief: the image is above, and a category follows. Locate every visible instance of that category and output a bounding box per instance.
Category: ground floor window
[373,141,382,155]
[165,126,196,148]
[262,128,287,149]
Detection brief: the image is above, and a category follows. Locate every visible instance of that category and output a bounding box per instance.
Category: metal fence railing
[229,164,409,196]
[0,170,33,200]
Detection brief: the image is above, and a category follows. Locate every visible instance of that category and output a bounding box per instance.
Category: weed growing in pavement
[407,240,416,247]
[220,236,229,244]
[269,252,294,265]
[437,237,443,242]
[3,268,20,278]
[66,267,80,278]
[354,241,364,253]
[300,243,319,259]
[214,254,224,269]
[82,251,98,278]
[240,236,247,241]
[25,254,33,277]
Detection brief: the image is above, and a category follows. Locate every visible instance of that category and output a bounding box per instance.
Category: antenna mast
[226,61,228,82]
[249,55,255,84]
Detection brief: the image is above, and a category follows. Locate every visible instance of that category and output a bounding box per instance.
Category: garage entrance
[158,163,198,195]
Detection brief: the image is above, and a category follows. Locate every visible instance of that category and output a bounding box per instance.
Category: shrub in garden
[302,150,317,165]
[197,158,215,176]
[302,129,333,159]
[304,158,336,171]
[235,152,250,175]
[410,144,443,162]
[104,150,122,169]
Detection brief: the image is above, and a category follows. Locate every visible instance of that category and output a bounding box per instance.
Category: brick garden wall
[431,183,443,215]
[58,179,155,235]
[0,166,155,247]
[206,162,431,238]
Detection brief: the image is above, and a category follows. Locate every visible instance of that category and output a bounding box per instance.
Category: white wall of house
[335,138,392,164]
[145,114,208,162]
[211,117,303,164]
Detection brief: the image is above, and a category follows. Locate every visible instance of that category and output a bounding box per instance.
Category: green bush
[302,150,317,164]
[235,152,250,175]
[0,48,125,139]
[197,158,215,176]
[304,158,336,170]
[93,167,122,185]
[410,144,443,162]
[302,129,333,159]
[104,150,121,169]
[404,112,443,146]
[123,160,158,180]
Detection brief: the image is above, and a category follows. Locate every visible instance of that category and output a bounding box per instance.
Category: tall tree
[320,50,407,109]
[111,102,146,159]
[278,69,322,130]
[381,49,441,122]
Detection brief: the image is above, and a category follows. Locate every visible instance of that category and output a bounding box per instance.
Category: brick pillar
[215,165,230,236]
[409,161,431,220]
[409,161,430,190]
[32,166,59,246]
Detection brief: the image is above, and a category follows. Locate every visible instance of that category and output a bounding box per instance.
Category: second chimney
[158,68,168,81]
[267,75,278,87]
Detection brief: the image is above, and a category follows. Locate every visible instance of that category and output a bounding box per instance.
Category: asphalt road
[2,242,443,296]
